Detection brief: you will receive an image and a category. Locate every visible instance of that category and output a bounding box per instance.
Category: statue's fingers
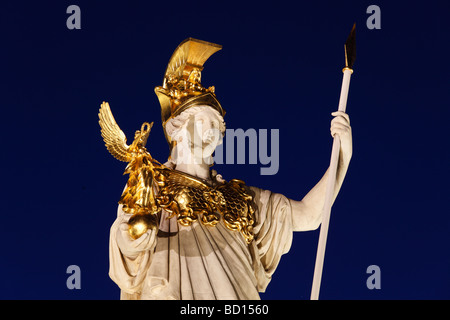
[331,122,350,132]
[121,213,134,223]
[131,232,149,248]
[117,223,136,246]
[135,231,156,251]
[331,111,350,125]
[331,116,347,126]
[140,230,157,251]
[330,123,350,137]
[119,222,129,231]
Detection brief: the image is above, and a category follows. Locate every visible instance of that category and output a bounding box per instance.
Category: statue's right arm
[109,205,157,294]
[288,111,352,232]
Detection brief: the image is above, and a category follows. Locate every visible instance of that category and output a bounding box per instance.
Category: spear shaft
[310,24,356,300]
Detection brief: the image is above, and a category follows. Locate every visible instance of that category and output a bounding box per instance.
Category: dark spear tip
[344,23,356,69]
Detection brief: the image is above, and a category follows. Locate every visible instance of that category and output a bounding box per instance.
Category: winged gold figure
[98,101,162,239]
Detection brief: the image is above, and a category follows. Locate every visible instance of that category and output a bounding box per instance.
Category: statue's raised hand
[330,111,352,165]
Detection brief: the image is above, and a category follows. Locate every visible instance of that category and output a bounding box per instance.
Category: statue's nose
[203,129,218,143]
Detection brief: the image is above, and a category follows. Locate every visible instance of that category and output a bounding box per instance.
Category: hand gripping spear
[310,24,356,300]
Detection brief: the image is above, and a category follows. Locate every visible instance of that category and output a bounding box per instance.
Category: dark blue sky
[1,1,449,299]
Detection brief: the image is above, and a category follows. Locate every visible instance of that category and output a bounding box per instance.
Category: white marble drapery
[109,186,316,300]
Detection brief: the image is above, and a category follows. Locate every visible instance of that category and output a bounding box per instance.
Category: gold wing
[98,101,130,162]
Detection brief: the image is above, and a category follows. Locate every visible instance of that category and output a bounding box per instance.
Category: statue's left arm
[290,111,352,231]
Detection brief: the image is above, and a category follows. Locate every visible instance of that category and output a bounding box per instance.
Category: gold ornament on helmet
[154,38,226,145]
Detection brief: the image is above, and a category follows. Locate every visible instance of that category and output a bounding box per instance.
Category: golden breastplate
[154,169,256,244]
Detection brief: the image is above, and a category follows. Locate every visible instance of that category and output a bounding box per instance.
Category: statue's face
[169,106,224,166]
[185,108,223,160]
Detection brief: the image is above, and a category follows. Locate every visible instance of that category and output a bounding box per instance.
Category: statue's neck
[171,143,214,181]
[174,162,211,181]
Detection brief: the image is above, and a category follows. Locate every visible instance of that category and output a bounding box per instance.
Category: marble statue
[100,38,352,300]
